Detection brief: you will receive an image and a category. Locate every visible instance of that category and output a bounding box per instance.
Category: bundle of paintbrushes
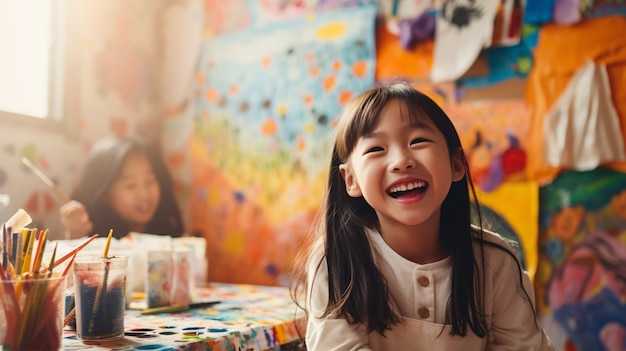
[0,209,99,351]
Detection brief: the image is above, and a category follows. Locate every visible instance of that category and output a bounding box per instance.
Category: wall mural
[475,181,538,280]
[448,98,538,280]
[536,167,626,351]
[190,5,377,285]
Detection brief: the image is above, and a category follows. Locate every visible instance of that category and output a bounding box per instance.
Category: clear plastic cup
[0,275,67,351]
[73,255,128,341]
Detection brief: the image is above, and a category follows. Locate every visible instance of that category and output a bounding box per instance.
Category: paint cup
[145,250,173,308]
[73,255,127,341]
[0,275,67,351]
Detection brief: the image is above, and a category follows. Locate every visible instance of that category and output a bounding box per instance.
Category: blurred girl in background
[60,136,184,239]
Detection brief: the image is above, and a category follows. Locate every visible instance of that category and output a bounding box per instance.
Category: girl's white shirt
[305,227,554,351]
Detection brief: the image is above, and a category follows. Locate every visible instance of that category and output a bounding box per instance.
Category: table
[62,283,306,351]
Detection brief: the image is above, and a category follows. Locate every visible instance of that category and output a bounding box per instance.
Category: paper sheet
[543,60,626,170]
[431,0,500,82]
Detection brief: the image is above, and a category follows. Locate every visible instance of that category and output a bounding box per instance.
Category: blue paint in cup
[73,255,128,341]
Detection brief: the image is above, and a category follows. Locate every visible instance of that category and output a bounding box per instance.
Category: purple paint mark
[265,263,279,277]
[135,345,172,350]
[234,191,245,202]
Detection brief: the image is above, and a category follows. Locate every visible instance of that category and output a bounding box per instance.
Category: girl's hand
[60,200,93,240]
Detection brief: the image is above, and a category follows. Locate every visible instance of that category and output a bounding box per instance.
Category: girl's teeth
[391,182,425,193]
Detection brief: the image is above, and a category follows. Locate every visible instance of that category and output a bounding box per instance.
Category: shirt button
[418,307,430,319]
[418,276,430,287]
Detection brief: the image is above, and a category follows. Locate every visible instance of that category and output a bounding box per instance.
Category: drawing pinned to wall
[525,15,626,185]
[444,100,530,192]
[536,167,626,351]
[431,0,501,82]
[192,5,377,284]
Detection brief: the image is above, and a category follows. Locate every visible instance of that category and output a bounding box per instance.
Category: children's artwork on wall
[536,167,626,351]
[543,60,625,171]
[456,24,537,88]
[525,15,626,185]
[444,99,531,192]
[474,180,539,280]
[431,0,500,82]
[191,5,377,284]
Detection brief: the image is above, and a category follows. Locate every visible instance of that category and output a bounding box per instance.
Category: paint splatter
[352,60,368,77]
[316,22,347,39]
[323,75,336,91]
[261,118,278,136]
[338,90,352,104]
[205,88,220,103]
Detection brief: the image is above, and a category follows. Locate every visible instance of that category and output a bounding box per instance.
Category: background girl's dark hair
[291,81,532,338]
[70,136,184,239]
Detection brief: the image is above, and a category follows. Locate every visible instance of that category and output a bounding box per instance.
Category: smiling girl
[60,136,184,240]
[291,82,553,350]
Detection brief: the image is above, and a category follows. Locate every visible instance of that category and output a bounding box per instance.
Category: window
[0,0,65,121]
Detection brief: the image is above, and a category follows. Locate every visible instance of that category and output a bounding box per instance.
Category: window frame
[0,0,67,132]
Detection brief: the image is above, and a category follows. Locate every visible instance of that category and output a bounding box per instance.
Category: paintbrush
[21,156,71,203]
[88,229,113,333]
[140,300,221,315]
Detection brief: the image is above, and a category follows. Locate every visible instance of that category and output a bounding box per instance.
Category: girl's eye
[410,138,429,145]
[364,146,384,154]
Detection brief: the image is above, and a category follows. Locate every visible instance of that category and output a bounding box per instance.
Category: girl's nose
[137,184,152,199]
[390,148,416,171]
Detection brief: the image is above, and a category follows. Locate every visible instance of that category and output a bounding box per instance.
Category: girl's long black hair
[291,82,533,337]
[70,136,184,239]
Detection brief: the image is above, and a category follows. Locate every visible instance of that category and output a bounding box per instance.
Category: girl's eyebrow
[362,120,434,138]
[409,120,434,130]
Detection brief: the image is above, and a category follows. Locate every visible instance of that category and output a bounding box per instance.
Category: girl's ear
[451,149,466,182]
[339,163,363,197]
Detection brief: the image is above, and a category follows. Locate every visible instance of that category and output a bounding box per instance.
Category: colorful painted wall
[190,4,377,285]
[536,168,626,350]
[526,14,626,351]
